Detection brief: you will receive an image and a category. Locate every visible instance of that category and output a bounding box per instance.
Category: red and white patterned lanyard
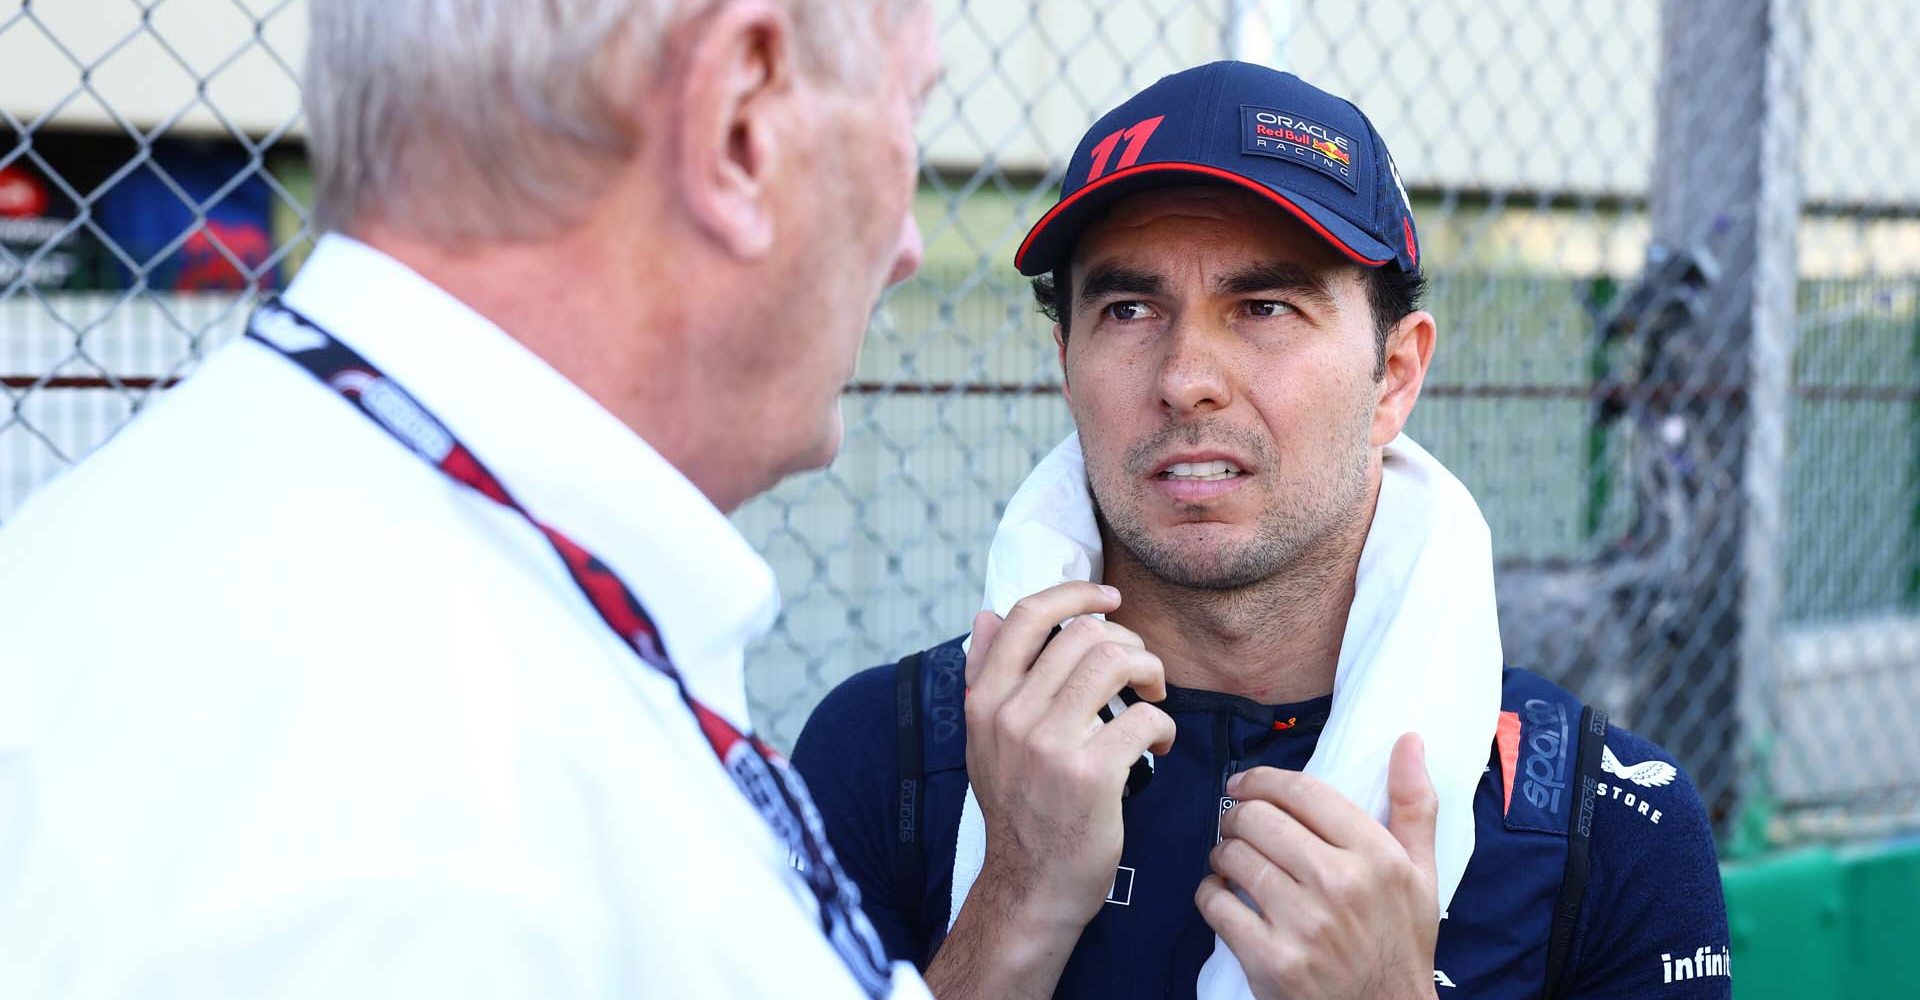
[246,299,893,997]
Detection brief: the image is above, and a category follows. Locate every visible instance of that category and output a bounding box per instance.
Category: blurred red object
[0,166,51,219]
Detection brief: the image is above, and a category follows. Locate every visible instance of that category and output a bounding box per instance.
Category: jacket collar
[279,234,778,727]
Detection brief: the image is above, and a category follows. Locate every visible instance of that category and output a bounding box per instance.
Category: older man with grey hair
[0,1,938,997]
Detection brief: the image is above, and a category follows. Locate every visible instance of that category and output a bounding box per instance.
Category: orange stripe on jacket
[1496,710,1522,815]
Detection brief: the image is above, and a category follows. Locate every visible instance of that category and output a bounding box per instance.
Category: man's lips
[1149,451,1254,503]
[1150,451,1254,480]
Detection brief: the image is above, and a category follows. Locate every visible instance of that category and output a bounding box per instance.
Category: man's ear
[1371,309,1436,447]
[1054,323,1072,403]
[673,0,794,258]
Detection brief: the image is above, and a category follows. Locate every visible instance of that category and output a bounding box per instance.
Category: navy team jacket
[793,636,1733,999]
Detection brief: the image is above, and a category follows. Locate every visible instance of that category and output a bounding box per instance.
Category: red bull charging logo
[1310,138,1350,165]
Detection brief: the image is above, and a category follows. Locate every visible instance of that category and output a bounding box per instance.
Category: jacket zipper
[1213,708,1238,846]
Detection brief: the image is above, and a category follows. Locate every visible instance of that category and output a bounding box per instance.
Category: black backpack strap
[893,651,927,935]
[1544,705,1608,998]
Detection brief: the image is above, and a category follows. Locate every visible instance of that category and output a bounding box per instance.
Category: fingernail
[1099,584,1120,600]
[1226,771,1243,793]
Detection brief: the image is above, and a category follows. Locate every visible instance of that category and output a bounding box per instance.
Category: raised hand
[925,581,1176,1000]
[1196,733,1441,1000]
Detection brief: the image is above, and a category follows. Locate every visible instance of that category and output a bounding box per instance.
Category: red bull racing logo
[1310,138,1350,164]
[1240,106,1359,191]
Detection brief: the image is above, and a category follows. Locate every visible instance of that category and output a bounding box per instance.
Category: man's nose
[1158,320,1231,414]
[885,212,924,287]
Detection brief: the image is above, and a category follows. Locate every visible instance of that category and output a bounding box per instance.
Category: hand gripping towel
[950,433,1501,999]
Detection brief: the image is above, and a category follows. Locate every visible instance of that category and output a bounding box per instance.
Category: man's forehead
[1070,185,1349,278]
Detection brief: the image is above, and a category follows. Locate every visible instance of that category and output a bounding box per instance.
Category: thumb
[1387,732,1439,892]
[963,609,1004,688]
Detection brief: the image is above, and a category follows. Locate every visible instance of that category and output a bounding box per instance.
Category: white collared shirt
[0,235,930,1000]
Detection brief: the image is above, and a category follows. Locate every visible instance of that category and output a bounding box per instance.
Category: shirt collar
[1160,686,1334,730]
[279,234,778,727]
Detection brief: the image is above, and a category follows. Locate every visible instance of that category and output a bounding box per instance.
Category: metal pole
[1646,0,1804,831]
[1585,276,1620,542]
[1909,290,1920,610]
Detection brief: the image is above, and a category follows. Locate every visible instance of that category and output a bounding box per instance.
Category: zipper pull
[1216,758,1240,845]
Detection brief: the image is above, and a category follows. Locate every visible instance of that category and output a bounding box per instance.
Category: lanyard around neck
[245,298,893,998]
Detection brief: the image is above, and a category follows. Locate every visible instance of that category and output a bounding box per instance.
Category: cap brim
[1013,161,1397,276]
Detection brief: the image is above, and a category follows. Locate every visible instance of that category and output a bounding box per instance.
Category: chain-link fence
[3,0,1916,852]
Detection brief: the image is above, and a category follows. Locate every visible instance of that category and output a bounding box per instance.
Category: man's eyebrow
[1076,264,1165,305]
[1215,262,1338,308]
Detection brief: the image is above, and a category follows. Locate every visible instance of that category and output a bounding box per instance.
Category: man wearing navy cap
[794,62,1732,999]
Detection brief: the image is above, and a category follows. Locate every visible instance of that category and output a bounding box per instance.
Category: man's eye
[1106,302,1153,321]
[1247,301,1295,318]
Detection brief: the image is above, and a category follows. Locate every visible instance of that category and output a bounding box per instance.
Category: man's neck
[1103,489,1378,706]
[350,221,762,513]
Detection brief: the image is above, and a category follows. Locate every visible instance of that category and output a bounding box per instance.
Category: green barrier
[1722,839,1920,999]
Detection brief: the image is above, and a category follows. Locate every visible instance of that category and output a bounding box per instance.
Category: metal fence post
[1645,0,1804,830]
[1910,300,1920,610]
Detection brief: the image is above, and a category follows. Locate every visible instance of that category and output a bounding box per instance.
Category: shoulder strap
[1544,705,1608,998]
[893,651,927,935]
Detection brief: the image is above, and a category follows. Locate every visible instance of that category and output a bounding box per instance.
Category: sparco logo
[928,651,964,743]
[890,675,921,836]
[1521,698,1569,812]
[896,777,918,843]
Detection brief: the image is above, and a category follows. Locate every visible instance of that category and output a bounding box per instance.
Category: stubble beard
[1090,406,1376,595]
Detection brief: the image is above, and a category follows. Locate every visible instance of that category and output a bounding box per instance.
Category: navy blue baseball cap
[1014,60,1420,277]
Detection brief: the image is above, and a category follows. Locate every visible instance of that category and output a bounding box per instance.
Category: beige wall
[0,0,306,138]
[919,0,1918,205]
[4,0,1915,205]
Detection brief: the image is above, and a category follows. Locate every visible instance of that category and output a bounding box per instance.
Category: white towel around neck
[952,432,1501,999]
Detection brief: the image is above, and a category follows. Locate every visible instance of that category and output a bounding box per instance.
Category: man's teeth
[1161,460,1243,481]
